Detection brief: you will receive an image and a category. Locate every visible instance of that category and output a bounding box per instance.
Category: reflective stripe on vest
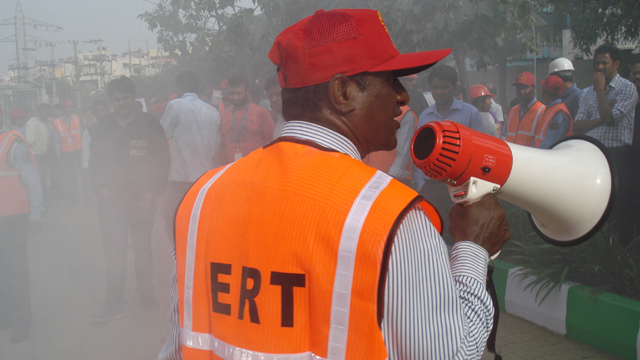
[534,102,574,148]
[328,171,391,360]
[54,116,82,152]
[183,164,232,336]
[505,102,545,147]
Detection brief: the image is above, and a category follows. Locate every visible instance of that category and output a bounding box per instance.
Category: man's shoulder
[613,75,636,92]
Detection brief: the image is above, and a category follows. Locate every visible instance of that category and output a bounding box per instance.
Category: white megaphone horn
[410,120,616,246]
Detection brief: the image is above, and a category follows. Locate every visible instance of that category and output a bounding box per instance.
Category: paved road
[0,201,624,360]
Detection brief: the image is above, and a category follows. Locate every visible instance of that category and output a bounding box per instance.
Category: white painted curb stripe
[636,318,640,360]
[504,267,575,335]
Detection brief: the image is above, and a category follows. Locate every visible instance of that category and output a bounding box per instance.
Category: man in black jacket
[89,76,170,322]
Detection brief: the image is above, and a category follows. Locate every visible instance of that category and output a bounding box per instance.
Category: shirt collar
[11,126,25,135]
[182,93,198,99]
[607,73,621,89]
[550,98,562,106]
[425,98,462,116]
[280,121,361,160]
[524,97,537,109]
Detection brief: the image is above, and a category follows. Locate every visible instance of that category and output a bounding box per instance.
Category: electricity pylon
[0,0,62,80]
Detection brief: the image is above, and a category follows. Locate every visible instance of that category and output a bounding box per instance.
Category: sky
[0,0,159,73]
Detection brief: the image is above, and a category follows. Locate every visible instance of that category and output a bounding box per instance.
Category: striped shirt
[158,121,493,360]
[575,74,638,147]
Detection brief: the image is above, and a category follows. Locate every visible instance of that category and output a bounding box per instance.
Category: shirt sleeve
[382,207,493,360]
[389,111,415,179]
[538,112,570,149]
[610,84,639,125]
[469,109,488,133]
[574,90,590,122]
[53,127,61,158]
[11,142,44,221]
[260,108,275,144]
[148,120,171,198]
[161,103,177,139]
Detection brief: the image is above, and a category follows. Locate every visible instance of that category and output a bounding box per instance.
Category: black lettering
[238,266,261,324]
[210,262,232,316]
[270,272,306,327]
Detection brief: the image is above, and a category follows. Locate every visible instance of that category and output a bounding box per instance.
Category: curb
[492,260,640,360]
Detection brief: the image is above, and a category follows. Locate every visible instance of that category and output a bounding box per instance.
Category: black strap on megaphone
[486,262,502,360]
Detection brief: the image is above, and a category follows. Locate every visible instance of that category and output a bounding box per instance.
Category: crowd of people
[0,7,638,359]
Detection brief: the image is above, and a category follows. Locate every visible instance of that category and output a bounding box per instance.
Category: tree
[535,0,640,54]
[140,0,538,100]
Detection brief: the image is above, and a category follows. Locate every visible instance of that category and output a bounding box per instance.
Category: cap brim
[368,48,452,77]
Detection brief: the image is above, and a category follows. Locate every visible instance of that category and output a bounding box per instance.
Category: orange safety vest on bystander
[0,130,33,216]
[534,102,574,148]
[505,101,545,147]
[53,115,82,153]
[174,139,441,360]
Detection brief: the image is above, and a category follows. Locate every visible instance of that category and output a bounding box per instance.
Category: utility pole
[146,39,150,76]
[128,39,132,77]
[68,40,81,107]
[46,42,57,103]
[0,0,62,81]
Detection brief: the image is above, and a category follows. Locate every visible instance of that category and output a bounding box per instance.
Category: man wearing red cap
[0,107,43,342]
[503,71,546,147]
[161,9,509,360]
[535,75,573,149]
[52,99,82,205]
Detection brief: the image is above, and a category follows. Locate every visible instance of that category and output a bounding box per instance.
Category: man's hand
[29,220,42,236]
[593,72,606,93]
[449,194,510,256]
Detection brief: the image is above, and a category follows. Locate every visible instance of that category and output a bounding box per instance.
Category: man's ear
[327,74,359,115]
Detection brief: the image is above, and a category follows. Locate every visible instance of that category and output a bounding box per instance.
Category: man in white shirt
[160,70,221,237]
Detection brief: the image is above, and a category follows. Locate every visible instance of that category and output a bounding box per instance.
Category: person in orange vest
[363,105,417,186]
[52,99,82,205]
[0,107,44,343]
[160,8,510,360]
[535,75,574,149]
[503,71,546,147]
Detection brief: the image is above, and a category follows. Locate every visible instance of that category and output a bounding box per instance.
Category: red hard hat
[60,99,74,108]
[469,84,495,99]
[9,108,30,119]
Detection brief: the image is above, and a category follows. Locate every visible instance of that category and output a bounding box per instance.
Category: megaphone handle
[447,177,501,205]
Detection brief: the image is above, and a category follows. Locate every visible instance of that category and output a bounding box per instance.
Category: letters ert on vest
[210,263,305,327]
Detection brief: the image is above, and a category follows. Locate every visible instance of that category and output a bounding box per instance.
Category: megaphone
[411,120,616,246]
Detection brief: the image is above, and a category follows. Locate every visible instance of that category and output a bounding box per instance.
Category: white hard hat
[548,57,575,75]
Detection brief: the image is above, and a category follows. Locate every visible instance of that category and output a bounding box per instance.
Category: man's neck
[563,82,573,91]
[605,72,617,87]
[436,99,454,117]
[521,97,534,107]
[116,111,135,127]
[233,101,249,110]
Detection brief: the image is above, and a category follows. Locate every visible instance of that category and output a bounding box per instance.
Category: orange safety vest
[534,102,574,148]
[175,139,442,360]
[363,106,417,180]
[0,130,32,216]
[53,115,82,152]
[218,100,226,113]
[505,101,545,147]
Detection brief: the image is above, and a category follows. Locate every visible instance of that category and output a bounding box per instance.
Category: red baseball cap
[60,99,74,108]
[540,75,564,96]
[9,108,30,119]
[513,71,535,86]
[268,9,451,89]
